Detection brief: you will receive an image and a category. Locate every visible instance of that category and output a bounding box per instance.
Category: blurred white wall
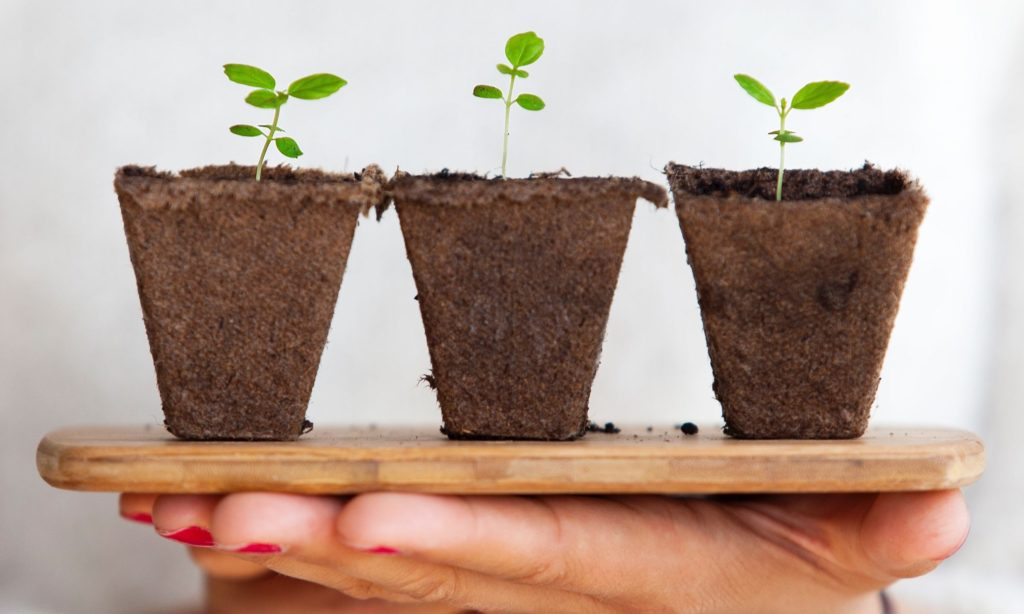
[1,1,1021,612]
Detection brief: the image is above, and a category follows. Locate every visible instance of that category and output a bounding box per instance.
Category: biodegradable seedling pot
[666,163,928,439]
[114,164,386,441]
[390,173,668,440]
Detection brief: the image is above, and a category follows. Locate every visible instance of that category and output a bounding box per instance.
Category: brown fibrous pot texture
[115,164,386,440]
[390,173,668,440]
[666,163,929,439]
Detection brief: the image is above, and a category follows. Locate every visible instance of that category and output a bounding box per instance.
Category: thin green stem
[775,103,788,201]
[777,143,785,202]
[501,73,517,179]
[256,104,282,182]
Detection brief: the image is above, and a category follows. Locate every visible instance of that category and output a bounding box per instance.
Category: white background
[1,1,1022,611]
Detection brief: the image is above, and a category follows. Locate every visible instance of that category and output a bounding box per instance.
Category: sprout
[734,74,849,200]
[224,64,347,181]
[473,32,547,178]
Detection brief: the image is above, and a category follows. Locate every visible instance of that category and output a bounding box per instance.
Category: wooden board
[37,425,985,495]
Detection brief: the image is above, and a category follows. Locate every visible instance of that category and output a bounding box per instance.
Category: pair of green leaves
[225,64,346,105]
[473,85,545,111]
[229,123,302,157]
[225,64,346,166]
[735,74,848,111]
[734,74,849,144]
[473,31,546,111]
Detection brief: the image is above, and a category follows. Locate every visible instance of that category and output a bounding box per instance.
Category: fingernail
[362,546,401,555]
[121,512,153,524]
[158,526,215,548]
[229,543,284,554]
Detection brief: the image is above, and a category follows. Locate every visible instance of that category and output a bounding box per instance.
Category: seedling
[473,32,546,178]
[224,64,347,181]
[734,74,849,201]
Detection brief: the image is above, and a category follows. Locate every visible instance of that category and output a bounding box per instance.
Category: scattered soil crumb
[681,422,699,436]
[586,421,621,434]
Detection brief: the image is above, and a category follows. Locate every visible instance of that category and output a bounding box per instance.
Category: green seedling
[734,74,849,201]
[224,64,347,181]
[473,31,546,178]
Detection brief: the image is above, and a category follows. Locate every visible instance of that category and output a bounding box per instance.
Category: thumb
[859,490,970,578]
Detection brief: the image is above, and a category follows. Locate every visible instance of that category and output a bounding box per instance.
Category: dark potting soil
[115,164,387,440]
[390,172,667,440]
[666,163,929,439]
[666,163,909,201]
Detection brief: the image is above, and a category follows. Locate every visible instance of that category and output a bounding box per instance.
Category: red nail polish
[158,526,215,548]
[121,512,153,524]
[364,546,400,555]
[232,543,283,554]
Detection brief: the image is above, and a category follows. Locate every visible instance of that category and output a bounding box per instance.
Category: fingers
[210,493,343,549]
[151,494,271,581]
[207,493,410,602]
[208,493,614,612]
[189,546,272,581]
[119,493,157,524]
[152,494,222,545]
[859,490,969,578]
[334,493,709,605]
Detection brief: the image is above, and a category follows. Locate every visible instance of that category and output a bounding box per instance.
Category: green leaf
[288,73,347,100]
[259,124,285,133]
[497,64,530,78]
[473,85,503,99]
[275,137,303,158]
[245,89,288,109]
[224,64,276,89]
[515,93,545,111]
[790,81,850,109]
[734,74,776,107]
[774,132,804,143]
[505,31,544,67]
[229,124,263,137]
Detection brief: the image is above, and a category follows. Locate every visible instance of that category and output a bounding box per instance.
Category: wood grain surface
[37,425,985,495]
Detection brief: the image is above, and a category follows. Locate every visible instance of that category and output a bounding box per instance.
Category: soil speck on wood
[586,421,621,434]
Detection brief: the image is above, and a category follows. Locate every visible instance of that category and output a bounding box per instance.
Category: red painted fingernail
[121,512,153,524]
[158,526,215,548]
[363,546,400,555]
[231,543,283,554]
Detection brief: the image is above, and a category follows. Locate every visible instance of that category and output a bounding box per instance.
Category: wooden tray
[37,425,984,495]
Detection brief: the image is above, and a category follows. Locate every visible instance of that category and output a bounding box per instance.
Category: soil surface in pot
[666,163,928,439]
[390,172,667,440]
[115,164,385,440]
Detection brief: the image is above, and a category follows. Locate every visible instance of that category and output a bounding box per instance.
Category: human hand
[120,494,457,614]
[121,490,968,613]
